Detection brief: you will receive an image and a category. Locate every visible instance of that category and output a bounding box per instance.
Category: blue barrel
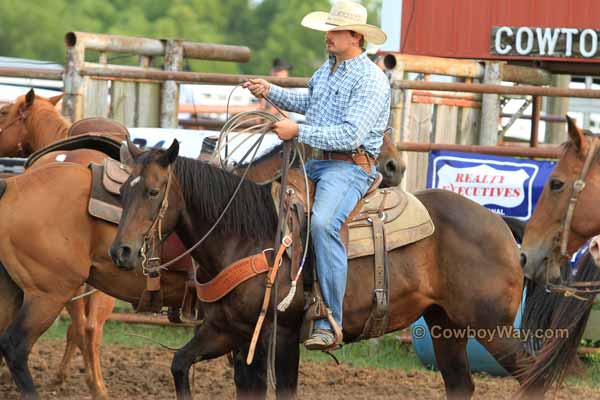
[411,288,526,376]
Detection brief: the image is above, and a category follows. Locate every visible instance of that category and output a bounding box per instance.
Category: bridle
[0,106,30,157]
[546,136,600,301]
[139,166,172,276]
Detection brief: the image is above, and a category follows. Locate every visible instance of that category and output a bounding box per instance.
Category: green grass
[42,318,196,349]
[566,354,600,387]
[301,333,423,370]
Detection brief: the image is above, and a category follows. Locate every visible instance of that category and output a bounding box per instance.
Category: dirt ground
[0,341,598,399]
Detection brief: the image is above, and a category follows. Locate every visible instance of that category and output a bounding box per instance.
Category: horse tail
[501,216,526,244]
[517,253,598,395]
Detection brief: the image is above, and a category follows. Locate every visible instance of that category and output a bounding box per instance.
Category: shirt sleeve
[297,75,389,152]
[266,79,312,115]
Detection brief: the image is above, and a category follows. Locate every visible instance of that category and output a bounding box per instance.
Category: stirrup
[304,329,337,351]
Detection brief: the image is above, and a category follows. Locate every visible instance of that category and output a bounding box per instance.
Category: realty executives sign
[427,151,556,220]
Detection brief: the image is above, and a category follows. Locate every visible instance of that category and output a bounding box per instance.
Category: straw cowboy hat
[301,1,387,45]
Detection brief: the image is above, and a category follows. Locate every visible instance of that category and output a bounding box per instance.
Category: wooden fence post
[63,41,85,122]
[160,39,184,128]
[479,61,501,145]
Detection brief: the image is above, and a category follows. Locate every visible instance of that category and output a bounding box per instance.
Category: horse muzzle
[109,243,137,270]
[379,158,404,187]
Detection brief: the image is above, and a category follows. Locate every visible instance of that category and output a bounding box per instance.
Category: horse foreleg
[83,290,115,400]
[56,288,87,385]
[424,307,474,400]
[0,262,22,369]
[233,345,267,400]
[0,293,69,399]
[171,322,236,400]
[274,326,300,400]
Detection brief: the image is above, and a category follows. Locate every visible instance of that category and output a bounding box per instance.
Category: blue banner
[426,150,556,220]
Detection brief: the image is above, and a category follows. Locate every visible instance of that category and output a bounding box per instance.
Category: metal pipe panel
[0,67,63,80]
[397,142,561,158]
[79,67,310,87]
[392,80,600,98]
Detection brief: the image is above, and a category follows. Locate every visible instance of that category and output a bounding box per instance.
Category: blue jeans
[305,159,375,331]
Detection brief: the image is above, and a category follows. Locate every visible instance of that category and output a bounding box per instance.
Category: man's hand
[242,79,270,98]
[272,119,299,141]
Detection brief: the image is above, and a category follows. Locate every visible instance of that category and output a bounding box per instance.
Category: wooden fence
[4,32,600,192]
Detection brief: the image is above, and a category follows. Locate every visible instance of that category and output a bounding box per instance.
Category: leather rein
[546,136,600,301]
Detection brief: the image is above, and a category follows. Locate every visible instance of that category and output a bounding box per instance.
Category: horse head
[521,116,600,284]
[378,132,405,187]
[0,89,64,157]
[109,138,182,270]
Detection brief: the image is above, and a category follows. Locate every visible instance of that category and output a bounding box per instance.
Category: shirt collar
[328,51,367,71]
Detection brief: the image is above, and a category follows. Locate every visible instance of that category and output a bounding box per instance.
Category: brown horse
[521,116,600,283]
[0,89,67,156]
[0,161,284,399]
[109,139,539,400]
[519,116,600,394]
[0,89,135,399]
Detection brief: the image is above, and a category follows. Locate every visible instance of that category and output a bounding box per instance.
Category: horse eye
[549,178,565,192]
[148,188,160,198]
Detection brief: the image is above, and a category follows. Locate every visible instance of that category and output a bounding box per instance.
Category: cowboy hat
[301,1,387,45]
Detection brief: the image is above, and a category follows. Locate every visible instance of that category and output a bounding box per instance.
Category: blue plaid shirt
[267,52,390,157]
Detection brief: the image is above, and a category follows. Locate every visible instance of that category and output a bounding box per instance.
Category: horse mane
[158,154,278,239]
[25,97,70,143]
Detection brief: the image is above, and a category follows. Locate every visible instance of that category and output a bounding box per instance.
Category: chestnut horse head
[0,88,67,157]
[377,131,405,187]
[521,116,600,284]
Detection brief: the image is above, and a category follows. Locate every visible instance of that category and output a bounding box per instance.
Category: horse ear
[166,139,179,164]
[48,93,64,106]
[566,115,588,154]
[120,143,135,169]
[124,136,142,161]
[23,89,35,109]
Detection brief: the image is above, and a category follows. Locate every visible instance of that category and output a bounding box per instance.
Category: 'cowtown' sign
[491,26,600,58]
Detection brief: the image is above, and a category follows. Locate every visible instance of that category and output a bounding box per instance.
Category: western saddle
[271,169,434,341]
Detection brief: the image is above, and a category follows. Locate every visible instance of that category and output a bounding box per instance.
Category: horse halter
[547,136,600,300]
[0,107,30,157]
[140,166,172,276]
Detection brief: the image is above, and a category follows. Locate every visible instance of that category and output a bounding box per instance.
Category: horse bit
[547,136,600,301]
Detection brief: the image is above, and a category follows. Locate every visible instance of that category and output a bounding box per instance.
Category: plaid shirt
[267,52,390,157]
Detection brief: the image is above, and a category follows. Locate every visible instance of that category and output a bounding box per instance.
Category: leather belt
[322,150,375,174]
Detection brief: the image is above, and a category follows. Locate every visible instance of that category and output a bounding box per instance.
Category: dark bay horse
[0,161,282,399]
[110,140,538,400]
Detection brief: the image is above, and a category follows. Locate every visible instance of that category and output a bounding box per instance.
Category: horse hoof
[167,307,183,324]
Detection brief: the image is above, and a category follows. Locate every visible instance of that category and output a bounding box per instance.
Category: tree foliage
[0,0,383,76]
